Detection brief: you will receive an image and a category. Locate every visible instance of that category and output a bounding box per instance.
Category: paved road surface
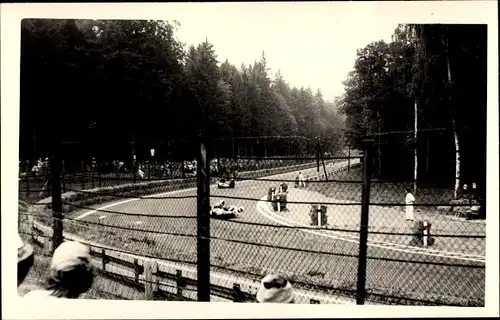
[71,161,485,305]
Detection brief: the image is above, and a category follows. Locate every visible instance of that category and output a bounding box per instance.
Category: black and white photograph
[2,2,498,319]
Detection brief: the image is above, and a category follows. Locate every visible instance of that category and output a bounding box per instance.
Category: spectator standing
[298,172,306,188]
[39,158,51,198]
[405,188,416,221]
[137,167,145,180]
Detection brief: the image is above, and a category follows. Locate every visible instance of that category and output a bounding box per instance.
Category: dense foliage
[20,19,344,161]
[338,24,486,216]
[339,25,486,189]
[20,20,486,215]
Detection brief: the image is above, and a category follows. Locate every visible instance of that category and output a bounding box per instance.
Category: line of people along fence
[18,135,485,305]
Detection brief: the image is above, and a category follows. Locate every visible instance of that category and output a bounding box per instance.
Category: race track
[70,164,485,305]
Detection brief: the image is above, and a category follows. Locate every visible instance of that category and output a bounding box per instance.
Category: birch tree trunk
[452,119,460,199]
[444,37,461,199]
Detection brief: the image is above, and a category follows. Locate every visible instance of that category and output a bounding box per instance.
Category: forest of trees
[339,25,486,200]
[19,19,345,161]
[20,20,486,215]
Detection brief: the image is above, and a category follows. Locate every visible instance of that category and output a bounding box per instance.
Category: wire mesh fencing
[17,133,485,305]
[356,128,485,306]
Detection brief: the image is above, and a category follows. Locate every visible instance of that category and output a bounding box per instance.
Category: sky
[172,3,399,102]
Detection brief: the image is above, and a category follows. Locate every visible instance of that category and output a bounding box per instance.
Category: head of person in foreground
[256,274,295,303]
[25,241,94,299]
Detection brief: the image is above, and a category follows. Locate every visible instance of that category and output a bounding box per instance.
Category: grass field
[24,163,485,305]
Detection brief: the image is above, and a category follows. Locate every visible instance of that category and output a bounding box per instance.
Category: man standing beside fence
[298,172,306,188]
[405,188,415,221]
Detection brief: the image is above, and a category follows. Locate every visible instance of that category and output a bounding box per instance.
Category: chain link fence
[17,131,485,305]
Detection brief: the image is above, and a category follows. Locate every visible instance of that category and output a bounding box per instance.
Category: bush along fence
[19,137,485,306]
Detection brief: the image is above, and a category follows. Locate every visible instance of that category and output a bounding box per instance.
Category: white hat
[50,241,91,273]
[256,274,294,303]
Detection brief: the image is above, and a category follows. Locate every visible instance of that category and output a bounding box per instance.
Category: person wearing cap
[17,233,34,286]
[256,274,295,303]
[23,241,94,299]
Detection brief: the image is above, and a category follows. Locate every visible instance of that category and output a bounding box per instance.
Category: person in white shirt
[298,172,305,188]
[23,241,94,299]
[137,167,145,179]
[405,188,416,221]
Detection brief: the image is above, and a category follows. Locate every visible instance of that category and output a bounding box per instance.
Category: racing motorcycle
[210,200,244,219]
[217,177,236,189]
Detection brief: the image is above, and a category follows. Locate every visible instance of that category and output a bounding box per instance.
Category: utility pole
[347,144,351,173]
[196,137,210,302]
[356,139,374,305]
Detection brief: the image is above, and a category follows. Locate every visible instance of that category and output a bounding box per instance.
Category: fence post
[176,269,184,300]
[81,160,85,190]
[144,260,153,299]
[356,138,374,305]
[25,175,30,198]
[152,261,159,295]
[43,234,53,255]
[98,162,102,188]
[232,283,243,302]
[102,249,107,271]
[134,258,140,283]
[61,160,66,192]
[347,145,351,173]
[196,137,211,302]
[51,148,64,252]
[68,167,73,191]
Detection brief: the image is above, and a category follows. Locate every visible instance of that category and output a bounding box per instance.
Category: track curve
[71,162,485,305]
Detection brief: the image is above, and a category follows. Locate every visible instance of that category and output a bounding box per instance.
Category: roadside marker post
[317,205,322,227]
[423,220,428,247]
